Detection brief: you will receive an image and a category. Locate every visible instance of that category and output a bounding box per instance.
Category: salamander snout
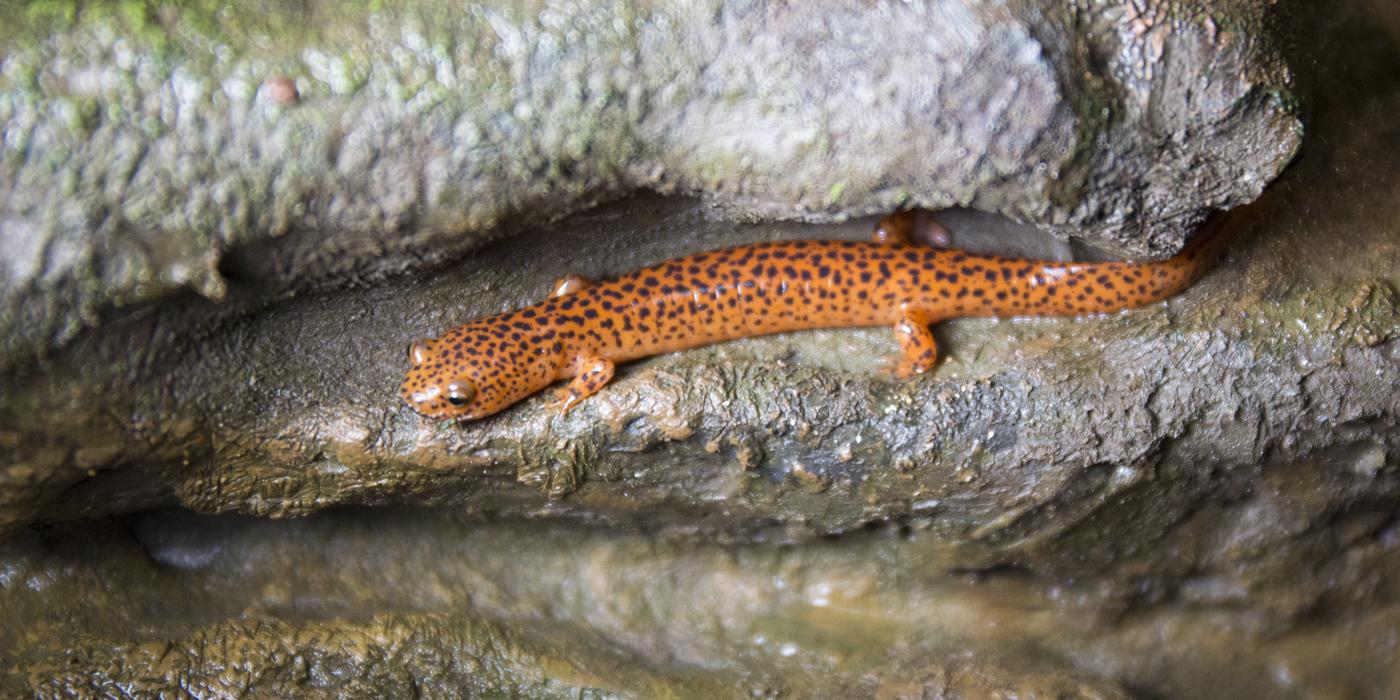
[400,339,483,420]
[400,321,565,422]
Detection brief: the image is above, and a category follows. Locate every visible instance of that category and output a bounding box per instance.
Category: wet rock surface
[3,1,1399,698]
[2,508,1397,698]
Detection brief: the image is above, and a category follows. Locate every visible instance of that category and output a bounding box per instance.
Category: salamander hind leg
[873,209,951,247]
[548,274,594,298]
[548,355,615,415]
[888,307,940,379]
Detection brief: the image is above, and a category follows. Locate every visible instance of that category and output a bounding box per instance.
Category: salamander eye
[444,381,476,407]
[408,340,430,365]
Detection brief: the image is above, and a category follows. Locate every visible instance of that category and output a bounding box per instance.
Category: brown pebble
[265,77,299,106]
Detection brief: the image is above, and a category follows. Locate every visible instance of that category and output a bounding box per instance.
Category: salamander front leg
[549,274,594,298]
[547,355,615,415]
[873,209,951,247]
[888,307,940,378]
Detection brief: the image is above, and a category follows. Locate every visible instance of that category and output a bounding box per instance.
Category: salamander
[401,206,1253,422]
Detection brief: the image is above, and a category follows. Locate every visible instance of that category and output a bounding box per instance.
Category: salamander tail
[1168,197,1267,282]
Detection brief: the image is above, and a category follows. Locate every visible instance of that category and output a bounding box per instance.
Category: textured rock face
[2,507,1397,698]
[5,0,1400,698]
[0,0,1297,370]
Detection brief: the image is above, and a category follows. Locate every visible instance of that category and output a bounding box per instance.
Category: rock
[3,508,1395,697]
[1,2,1398,696]
[0,0,1389,584]
[0,509,1132,698]
[0,0,1300,370]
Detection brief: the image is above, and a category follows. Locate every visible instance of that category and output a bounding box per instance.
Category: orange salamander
[402,207,1252,422]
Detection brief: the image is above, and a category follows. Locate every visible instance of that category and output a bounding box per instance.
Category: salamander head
[399,326,556,422]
